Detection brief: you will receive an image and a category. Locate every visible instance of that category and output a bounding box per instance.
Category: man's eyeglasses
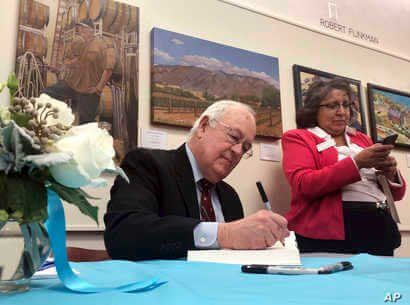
[211,119,253,159]
[319,102,352,111]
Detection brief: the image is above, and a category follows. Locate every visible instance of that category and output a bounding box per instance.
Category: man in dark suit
[104,100,289,260]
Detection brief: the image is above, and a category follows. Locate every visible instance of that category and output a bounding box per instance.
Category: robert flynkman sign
[319,2,379,44]
[319,18,379,44]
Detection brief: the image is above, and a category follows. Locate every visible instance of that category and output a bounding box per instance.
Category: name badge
[316,139,336,152]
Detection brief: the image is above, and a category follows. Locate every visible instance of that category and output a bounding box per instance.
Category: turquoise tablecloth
[1,254,409,305]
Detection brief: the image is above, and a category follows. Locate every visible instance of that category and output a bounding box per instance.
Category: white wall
[133,0,410,216]
[1,0,409,255]
[220,0,410,60]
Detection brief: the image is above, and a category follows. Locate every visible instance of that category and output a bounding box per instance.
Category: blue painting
[151,28,282,138]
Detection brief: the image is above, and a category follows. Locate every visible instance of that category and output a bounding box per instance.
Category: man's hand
[217,210,289,250]
[86,86,103,95]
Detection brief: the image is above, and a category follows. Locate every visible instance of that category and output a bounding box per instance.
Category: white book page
[188,232,301,266]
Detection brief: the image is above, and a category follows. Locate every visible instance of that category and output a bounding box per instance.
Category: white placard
[140,129,168,149]
[259,142,281,162]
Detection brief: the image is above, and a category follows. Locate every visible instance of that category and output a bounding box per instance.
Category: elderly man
[104,100,288,260]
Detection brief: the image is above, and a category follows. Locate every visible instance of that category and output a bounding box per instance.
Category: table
[1,254,409,305]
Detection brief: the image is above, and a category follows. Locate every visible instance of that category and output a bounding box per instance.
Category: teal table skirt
[1,254,409,305]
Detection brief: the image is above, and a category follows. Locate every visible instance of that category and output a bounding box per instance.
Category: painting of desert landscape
[151,28,282,138]
[367,84,410,148]
[293,65,366,133]
[15,0,139,161]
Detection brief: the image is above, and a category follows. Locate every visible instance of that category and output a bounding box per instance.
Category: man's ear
[197,116,209,136]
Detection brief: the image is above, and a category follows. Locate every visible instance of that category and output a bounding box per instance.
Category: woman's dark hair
[296,78,354,128]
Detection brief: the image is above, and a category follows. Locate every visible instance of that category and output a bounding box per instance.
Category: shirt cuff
[193,222,219,249]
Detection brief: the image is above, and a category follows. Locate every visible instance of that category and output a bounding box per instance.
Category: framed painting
[15,0,139,160]
[292,65,366,133]
[151,27,282,138]
[367,83,410,148]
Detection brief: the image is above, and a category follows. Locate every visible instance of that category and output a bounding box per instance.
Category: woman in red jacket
[282,79,405,256]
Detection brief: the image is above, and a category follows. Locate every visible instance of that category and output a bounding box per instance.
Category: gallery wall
[0,0,409,253]
[220,0,410,61]
[134,0,410,221]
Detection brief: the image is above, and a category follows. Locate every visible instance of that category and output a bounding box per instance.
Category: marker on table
[256,181,285,246]
[241,261,353,275]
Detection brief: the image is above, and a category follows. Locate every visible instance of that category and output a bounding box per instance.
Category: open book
[187,231,301,266]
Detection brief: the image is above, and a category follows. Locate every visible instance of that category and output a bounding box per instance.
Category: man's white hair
[188,100,255,139]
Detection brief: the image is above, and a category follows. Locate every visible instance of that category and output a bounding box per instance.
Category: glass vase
[0,220,51,293]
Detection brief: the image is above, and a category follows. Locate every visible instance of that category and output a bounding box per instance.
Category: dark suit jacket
[104,144,244,260]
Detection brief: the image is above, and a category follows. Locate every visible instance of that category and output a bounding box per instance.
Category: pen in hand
[256,181,285,246]
[256,181,271,211]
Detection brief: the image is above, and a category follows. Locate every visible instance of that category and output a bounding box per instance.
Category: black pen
[256,181,285,246]
[256,181,272,211]
[241,261,353,275]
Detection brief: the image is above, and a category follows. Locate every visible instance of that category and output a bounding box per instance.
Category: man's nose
[231,142,243,156]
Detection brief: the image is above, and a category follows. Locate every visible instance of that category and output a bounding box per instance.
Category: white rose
[36,94,75,127]
[49,123,116,188]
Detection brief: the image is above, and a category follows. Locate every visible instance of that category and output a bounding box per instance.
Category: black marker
[256,181,285,246]
[256,181,271,211]
[241,261,353,275]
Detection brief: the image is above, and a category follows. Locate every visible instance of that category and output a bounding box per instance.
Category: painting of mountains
[367,84,410,148]
[151,28,282,138]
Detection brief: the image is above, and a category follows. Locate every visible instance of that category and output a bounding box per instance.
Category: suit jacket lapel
[216,183,243,222]
[175,144,200,219]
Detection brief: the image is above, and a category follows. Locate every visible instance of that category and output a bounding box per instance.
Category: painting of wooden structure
[15,0,139,160]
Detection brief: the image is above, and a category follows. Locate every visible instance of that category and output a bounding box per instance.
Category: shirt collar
[185,143,203,184]
[307,126,355,147]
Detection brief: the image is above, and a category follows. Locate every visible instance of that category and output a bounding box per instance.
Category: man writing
[104,100,289,260]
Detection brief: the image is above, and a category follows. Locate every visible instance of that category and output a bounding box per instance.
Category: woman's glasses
[319,102,352,111]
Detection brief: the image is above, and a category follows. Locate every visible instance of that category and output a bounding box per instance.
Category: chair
[66,247,111,262]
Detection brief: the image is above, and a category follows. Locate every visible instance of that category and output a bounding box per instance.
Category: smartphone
[381,134,398,145]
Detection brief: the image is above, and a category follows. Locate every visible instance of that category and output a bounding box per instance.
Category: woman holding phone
[282,79,406,256]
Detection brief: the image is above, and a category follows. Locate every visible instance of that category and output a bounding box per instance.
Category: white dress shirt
[308,127,402,203]
[185,144,224,248]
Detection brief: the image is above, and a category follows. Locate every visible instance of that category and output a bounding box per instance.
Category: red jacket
[282,128,406,240]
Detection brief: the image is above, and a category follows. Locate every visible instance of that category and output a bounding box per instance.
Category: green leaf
[0,210,8,221]
[49,182,99,224]
[27,167,50,183]
[78,188,100,200]
[11,113,31,128]
[6,175,48,223]
[0,121,41,173]
[7,72,18,98]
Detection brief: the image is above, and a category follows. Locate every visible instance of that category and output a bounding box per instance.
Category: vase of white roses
[0,74,126,293]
